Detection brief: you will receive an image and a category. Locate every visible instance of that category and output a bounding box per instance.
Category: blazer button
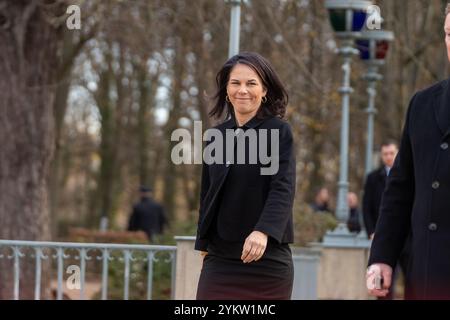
[428,223,438,231]
[441,142,449,150]
[432,181,440,189]
[225,160,231,167]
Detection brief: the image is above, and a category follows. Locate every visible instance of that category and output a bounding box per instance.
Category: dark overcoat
[369,78,450,299]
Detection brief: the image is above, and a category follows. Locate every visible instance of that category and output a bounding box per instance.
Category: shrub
[293,203,338,247]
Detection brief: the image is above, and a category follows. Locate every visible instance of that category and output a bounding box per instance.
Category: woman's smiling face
[226,63,267,119]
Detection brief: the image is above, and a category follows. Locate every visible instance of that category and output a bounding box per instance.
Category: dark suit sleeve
[362,174,376,236]
[195,160,210,251]
[254,122,296,243]
[368,94,416,268]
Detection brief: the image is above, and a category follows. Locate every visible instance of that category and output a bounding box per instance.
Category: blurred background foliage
[2,0,449,245]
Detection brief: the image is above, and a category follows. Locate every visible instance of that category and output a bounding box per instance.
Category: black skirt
[196,235,294,300]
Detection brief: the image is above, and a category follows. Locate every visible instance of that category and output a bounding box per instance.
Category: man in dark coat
[362,142,398,239]
[367,6,450,299]
[128,186,167,241]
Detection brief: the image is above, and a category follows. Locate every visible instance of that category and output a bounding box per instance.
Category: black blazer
[362,166,387,236]
[195,115,296,251]
[368,78,450,299]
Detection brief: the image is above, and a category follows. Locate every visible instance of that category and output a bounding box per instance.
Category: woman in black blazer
[195,52,296,300]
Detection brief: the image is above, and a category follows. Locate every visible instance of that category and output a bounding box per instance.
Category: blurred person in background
[128,186,167,242]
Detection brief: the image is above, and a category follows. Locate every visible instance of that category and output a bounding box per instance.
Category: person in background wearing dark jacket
[310,187,331,213]
[362,141,398,240]
[347,192,361,233]
[128,186,167,242]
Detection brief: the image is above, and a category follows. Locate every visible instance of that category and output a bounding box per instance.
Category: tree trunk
[163,37,185,222]
[91,53,118,228]
[136,62,158,187]
[0,1,62,299]
[89,44,129,229]
[49,28,88,238]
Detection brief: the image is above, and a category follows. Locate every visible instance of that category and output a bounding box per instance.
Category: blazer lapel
[209,117,235,179]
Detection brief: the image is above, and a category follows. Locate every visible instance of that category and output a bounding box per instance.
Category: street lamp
[227,0,241,58]
[356,29,394,176]
[324,0,372,241]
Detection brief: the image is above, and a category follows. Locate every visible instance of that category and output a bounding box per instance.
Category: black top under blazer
[368,77,450,299]
[195,115,296,252]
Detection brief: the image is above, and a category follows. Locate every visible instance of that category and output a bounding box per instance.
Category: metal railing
[0,240,177,300]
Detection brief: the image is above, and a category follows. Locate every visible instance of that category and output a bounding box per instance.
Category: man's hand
[200,251,208,259]
[241,231,268,263]
[366,263,392,297]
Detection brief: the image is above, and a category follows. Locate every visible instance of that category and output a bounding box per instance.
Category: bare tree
[0,0,66,299]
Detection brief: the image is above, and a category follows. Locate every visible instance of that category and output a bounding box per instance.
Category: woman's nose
[238,86,248,94]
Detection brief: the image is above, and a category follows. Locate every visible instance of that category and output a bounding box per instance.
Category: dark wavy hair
[209,52,289,120]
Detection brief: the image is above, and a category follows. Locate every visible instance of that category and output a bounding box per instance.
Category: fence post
[291,247,321,300]
[173,236,202,300]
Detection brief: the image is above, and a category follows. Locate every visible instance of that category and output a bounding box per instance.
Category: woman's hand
[241,231,268,263]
